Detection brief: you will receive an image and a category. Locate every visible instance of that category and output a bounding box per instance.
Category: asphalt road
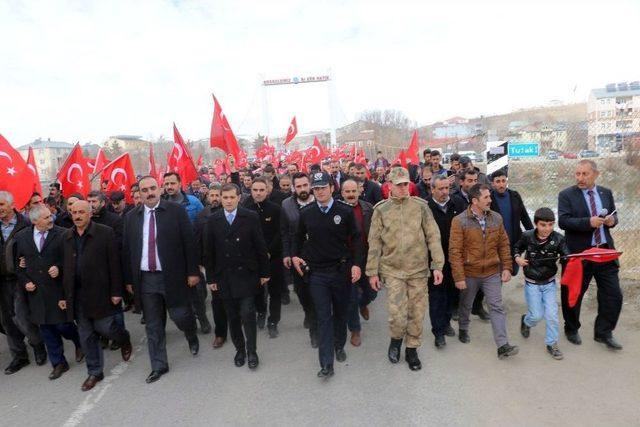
[1,280,638,427]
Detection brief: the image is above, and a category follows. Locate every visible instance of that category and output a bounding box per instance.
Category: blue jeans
[524,280,559,346]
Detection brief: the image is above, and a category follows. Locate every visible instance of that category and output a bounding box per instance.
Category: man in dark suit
[558,159,623,350]
[244,177,283,338]
[123,176,200,384]
[427,175,465,348]
[0,191,47,375]
[195,184,227,349]
[15,204,83,380]
[61,201,132,391]
[353,164,382,205]
[489,169,534,275]
[340,179,375,347]
[205,183,270,370]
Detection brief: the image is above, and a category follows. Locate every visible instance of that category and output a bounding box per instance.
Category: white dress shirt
[141,202,162,271]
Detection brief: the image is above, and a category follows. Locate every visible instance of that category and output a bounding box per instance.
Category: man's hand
[111,296,122,305]
[501,269,512,283]
[283,257,292,269]
[260,277,270,286]
[604,214,616,227]
[369,275,382,291]
[58,300,67,310]
[48,266,59,278]
[207,283,218,291]
[187,275,200,287]
[590,216,605,228]
[455,280,467,290]
[351,266,361,283]
[25,282,36,292]
[18,257,26,268]
[125,284,134,294]
[515,256,529,267]
[292,256,306,277]
[432,270,443,285]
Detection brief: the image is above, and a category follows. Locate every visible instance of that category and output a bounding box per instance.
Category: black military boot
[388,338,403,364]
[405,347,422,371]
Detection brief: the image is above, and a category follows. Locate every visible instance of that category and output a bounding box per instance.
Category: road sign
[508,142,539,158]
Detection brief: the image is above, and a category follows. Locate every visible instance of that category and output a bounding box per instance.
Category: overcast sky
[1,0,639,146]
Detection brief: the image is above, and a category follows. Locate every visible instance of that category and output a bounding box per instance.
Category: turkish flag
[26,146,43,195]
[169,123,199,189]
[57,143,90,198]
[0,134,35,210]
[256,137,275,162]
[284,116,298,145]
[93,148,109,175]
[149,143,159,181]
[101,153,136,203]
[394,150,408,169]
[406,131,420,164]
[210,94,244,162]
[561,248,622,307]
[305,136,329,165]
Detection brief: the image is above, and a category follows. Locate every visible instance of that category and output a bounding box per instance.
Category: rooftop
[591,81,640,98]
[18,138,74,150]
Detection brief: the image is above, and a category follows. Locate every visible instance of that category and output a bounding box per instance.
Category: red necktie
[587,190,602,246]
[148,210,157,271]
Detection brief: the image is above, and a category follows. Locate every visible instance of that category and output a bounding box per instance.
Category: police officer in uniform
[292,172,363,379]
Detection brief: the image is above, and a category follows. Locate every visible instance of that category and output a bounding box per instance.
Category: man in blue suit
[557,159,622,350]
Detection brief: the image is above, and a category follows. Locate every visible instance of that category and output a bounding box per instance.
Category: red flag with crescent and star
[100,153,136,203]
[0,134,36,209]
[284,116,298,146]
[304,136,329,165]
[57,143,90,198]
[26,146,43,195]
[92,148,109,175]
[210,94,244,162]
[256,137,275,162]
[170,123,199,190]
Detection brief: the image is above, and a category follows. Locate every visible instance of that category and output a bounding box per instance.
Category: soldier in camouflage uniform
[366,167,445,371]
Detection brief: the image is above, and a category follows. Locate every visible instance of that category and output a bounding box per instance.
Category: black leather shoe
[459,329,470,344]
[472,307,490,321]
[34,344,47,366]
[247,352,259,370]
[435,336,446,349]
[595,335,623,350]
[566,331,582,345]
[49,363,69,380]
[405,348,422,371]
[257,312,266,330]
[317,365,334,378]
[388,338,402,363]
[188,337,199,356]
[497,343,519,359]
[145,367,169,384]
[234,351,246,367]
[4,358,30,375]
[445,324,456,337]
[520,314,530,338]
[267,322,279,339]
[310,332,318,349]
[335,348,347,363]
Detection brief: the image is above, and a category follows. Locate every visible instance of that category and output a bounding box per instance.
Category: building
[104,135,151,152]
[432,117,475,139]
[516,122,568,152]
[588,81,640,150]
[17,138,74,183]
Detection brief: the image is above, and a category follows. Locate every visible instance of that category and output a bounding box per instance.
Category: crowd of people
[0,148,624,389]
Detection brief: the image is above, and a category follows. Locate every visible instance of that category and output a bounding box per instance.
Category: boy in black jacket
[513,207,570,360]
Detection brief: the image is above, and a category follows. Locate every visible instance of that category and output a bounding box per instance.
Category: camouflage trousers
[383,276,428,348]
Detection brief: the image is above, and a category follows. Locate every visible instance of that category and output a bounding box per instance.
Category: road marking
[62,338,145,427]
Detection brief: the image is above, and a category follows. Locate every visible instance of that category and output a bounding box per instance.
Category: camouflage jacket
[366,196,445,279]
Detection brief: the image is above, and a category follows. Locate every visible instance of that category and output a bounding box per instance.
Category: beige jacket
[366,196,445,280]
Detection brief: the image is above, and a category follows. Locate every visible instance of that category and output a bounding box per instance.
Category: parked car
[546,151,559,160]
[579,150,600,158]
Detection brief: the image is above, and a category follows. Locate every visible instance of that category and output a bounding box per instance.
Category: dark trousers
[190,275,210,327]
[347,277,378,332]
[309,269,350,368]
[40,322,81,367]
[428,268,457,337]
[210,291,228,339]
[75,301,130,376]
[140,272,197,371]
[223,296,257,354]
[255,257,283,324]
[0,279,43,360]
[561,260,622,338]
[293,272,317,336]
